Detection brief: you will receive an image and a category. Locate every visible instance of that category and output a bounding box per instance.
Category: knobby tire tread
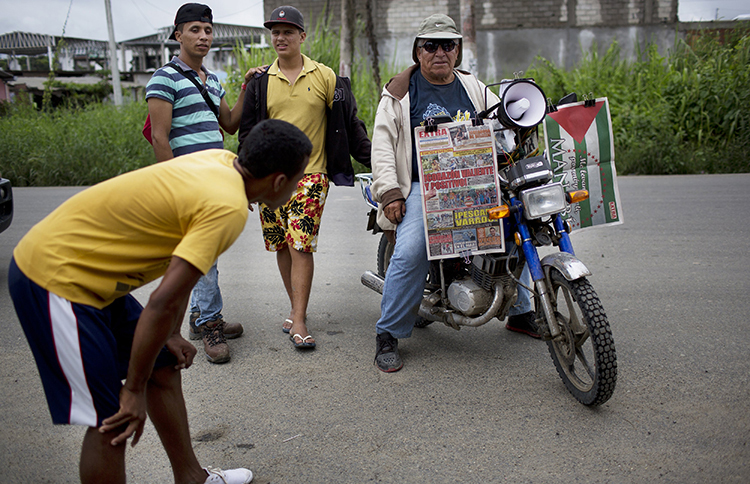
[376,234,391,278]
[546,272,617,406]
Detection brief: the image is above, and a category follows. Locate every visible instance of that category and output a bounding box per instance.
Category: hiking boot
[190,313,244,341]
[505,311,541,339]
[203,466,253,484]
[202,319,231,364]
[375,332,403,372]
[189,311,201,340]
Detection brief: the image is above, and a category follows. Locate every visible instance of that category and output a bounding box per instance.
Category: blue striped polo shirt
[145,56,226,157]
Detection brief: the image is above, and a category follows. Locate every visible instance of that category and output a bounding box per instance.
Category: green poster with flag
[543,98,624,230]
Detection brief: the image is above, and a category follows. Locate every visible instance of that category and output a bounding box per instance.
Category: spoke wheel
[376,233,394,278]
[376,233,432,328]
[542,269,617,406]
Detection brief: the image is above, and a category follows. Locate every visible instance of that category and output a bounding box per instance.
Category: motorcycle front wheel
[542,269,617,406]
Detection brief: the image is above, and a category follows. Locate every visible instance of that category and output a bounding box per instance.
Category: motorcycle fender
[540,252,591,281]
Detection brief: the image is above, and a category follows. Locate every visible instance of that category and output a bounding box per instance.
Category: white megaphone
[497,79,547,129]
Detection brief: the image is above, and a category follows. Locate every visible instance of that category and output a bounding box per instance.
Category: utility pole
[459,0,477,76]
[104,0,123,106]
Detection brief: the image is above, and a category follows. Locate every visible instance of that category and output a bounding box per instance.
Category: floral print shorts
[259,173,329,253]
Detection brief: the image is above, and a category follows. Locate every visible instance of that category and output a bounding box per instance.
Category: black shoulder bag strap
[167,62,220,119]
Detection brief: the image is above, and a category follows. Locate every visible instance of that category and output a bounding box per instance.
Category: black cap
[264,6,305,32]
[169,3,213,40]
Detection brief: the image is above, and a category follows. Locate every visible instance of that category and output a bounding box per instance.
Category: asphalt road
[0,174,748,483]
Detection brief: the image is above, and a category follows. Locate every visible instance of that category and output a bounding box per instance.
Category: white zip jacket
[371,65,501,231]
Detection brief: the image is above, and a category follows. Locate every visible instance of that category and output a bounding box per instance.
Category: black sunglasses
[420,39,458,54]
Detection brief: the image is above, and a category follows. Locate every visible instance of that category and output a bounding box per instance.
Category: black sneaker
[505,311,541,339]
[375,332,403,372]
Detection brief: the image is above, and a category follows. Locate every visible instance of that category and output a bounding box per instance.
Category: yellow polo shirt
[266,54,336,174]
[13,150,249,309]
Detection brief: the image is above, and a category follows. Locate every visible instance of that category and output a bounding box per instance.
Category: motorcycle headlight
[520,183,566,219]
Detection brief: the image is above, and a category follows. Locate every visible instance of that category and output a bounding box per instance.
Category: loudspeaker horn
[497,79,547,129]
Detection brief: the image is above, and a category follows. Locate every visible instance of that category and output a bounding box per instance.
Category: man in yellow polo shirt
[8,120,310,484]
[239,6,337,350]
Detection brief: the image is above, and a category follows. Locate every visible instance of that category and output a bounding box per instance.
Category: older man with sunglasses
[370,14,538,373]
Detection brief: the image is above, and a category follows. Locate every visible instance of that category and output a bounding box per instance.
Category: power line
[60,0,74,38]
[129,0,156,31]
[139,0,173,16]
[215,1,264,22]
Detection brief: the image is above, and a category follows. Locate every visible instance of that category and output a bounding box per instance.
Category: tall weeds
[528,28,750,174]
[1,25,747,186]
[1,100,152,186]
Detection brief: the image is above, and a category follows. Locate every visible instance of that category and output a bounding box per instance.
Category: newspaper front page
[415,121,505,260]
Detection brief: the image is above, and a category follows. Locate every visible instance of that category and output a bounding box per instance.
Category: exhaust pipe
[362,270,511,329]
[361,270,384,294]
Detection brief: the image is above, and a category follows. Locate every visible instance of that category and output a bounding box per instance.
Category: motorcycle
[357,84,617,406]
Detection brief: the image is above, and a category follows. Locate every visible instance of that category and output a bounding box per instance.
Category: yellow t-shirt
[13,149,249,309]
[266,54,336,174]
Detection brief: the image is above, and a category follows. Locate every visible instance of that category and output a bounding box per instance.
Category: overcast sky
[0,0,748,42]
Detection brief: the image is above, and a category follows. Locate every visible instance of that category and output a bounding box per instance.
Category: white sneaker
[203,466,253,484]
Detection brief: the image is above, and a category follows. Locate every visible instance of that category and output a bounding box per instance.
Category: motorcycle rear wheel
[543,269,617,406]
[376,233,394,278]
[376,233,432,328]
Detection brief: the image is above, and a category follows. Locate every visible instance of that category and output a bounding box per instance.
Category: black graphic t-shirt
[409,69,474,180]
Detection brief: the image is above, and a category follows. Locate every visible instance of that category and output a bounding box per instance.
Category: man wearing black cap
[238,6,370,351]
[146,3,251,364]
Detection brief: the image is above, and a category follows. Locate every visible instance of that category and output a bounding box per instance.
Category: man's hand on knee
[99,387,147,447]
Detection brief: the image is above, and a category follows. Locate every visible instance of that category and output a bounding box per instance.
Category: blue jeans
[376,182,534,338]
[189,260,223,327]
[376,183,430,339]
[509,264,533,316]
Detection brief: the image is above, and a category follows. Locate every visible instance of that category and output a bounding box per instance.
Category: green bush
[527,28,750,174]
[1,100,153,186]
[1,25,747,187]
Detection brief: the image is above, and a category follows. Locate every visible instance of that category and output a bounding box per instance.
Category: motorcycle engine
[447,278,492,316]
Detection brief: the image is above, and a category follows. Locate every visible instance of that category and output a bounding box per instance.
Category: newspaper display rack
[415,120,505,260]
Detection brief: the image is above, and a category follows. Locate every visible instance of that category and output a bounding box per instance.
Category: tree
[460,0,478,76]
[339,0,354,77]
